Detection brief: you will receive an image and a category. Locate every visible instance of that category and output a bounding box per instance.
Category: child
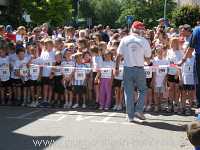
[113,57,123,111]
[40,39,55,106]
[72,52,88,109]
[0,46,11,105]
[12,48,29,106]
[187,116,200,150]
[62,50,75,109]
[167,37,183,113]
[144,61,153,112]
[51,51,65,107]
[91,46,103,107]
[82,51,93,102]
[96,51,115,110]
[179,55,195,115]
[28,46,42,107]
[153,46,169,112]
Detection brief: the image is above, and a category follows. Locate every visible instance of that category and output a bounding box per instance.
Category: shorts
[42,77,54,85]
[64,81,73,91]
[167,75,179,83]
[73,85,86,95]
[146,78,152,89]
[0,80,11,87]
[23,80,31,87]
[179,85,195,91]
[29,80,41,87]
[113,79,122,88]
[12,79,22,87]
[155,86,165,93]
[93,72,98,85]
[53,76,65,94]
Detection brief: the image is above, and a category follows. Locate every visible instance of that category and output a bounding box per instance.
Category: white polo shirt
[117,34,151,67]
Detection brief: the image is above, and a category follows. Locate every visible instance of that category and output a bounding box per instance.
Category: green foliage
[21,0,72,27]
[79,0,122,28]
[117,0,176,28]
[172,5,200,27]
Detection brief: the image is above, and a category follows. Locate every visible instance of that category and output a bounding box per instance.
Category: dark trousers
[195,54,200,108]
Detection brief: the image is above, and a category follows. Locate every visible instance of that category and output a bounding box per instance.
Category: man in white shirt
[115,21,152,122]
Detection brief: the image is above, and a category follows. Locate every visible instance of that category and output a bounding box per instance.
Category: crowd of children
[0,22,198,115]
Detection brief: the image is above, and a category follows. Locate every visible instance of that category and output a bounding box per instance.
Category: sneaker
[185,108,192,116]
[146,105,152,112]
[127,117,134,123]
[99,106,104,110]
[135,112,146,120]
[112,105,118,110]
[105,107,109,111]
[21,101,27,107]
[173,104,179,113]
[167,103,173,113]
[29,101,36,107]
[82,104,87,109]
[72,103,79,109]
[154,106,159,113]
[68,102,72,109]
[63,103,68,109]
[117,105,122,111]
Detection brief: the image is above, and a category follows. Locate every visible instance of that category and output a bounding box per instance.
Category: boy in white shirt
[153,47,170,112]
[0,47,11,105]
[40,39,55,106]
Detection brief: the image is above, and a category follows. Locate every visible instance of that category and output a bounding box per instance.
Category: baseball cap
[157,18,165,22]
[132,21,145,30]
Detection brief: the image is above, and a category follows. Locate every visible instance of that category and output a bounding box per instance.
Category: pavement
[0,106,195,150]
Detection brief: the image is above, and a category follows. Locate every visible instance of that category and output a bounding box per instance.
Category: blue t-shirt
[196,147,200,150]
[189,26,200,54]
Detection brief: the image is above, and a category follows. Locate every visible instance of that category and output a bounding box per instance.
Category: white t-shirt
[153,57,170,87]
[92,56,103,72]
[40,50,55,77]
[117,34,152,67]
[13,57,29,80]
[0,56,10,81]
[16,34,23,42]
[100,61,115,79]
[182,56,195,85]
[9,53,17,79]
[29,58,43,80]
[61,60,75,77]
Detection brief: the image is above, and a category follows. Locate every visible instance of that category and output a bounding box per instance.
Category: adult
[97,24,110,43]
[178,26,200,114]
[115,21,152,122]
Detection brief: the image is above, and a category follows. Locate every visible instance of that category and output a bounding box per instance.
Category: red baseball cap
[132,21,145,30]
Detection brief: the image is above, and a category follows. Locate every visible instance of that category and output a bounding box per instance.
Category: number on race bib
[101,69,112,78]
[75,70,86,80]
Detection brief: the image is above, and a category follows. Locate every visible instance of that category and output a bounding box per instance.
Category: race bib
[168,66,177,75]
[156,67,168,76]
[145,67,152,78]
[55,66,62,76]
[101,68,112,78]
[75,69,86,81]
[62,65,74,76]
[183,64,193,74]
[30,65,40,80]
[0,66,10,81]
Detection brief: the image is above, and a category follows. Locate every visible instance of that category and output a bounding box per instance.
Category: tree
[79,0,122,28]
[117,0,176,28]
[172,5,200,27]
[21,0,73,27]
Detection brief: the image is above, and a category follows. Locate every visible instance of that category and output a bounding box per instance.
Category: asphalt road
[0,106,195,150]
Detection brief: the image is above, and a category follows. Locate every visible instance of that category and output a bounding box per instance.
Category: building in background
[176,0,200,6]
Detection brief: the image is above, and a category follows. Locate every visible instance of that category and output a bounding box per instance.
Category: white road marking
[91,113,118,124]
[7,110,41,119]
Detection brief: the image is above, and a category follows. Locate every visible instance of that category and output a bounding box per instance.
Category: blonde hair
[170,37,179,50]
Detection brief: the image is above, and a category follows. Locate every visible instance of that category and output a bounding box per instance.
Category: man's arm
[178,47,194,66]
